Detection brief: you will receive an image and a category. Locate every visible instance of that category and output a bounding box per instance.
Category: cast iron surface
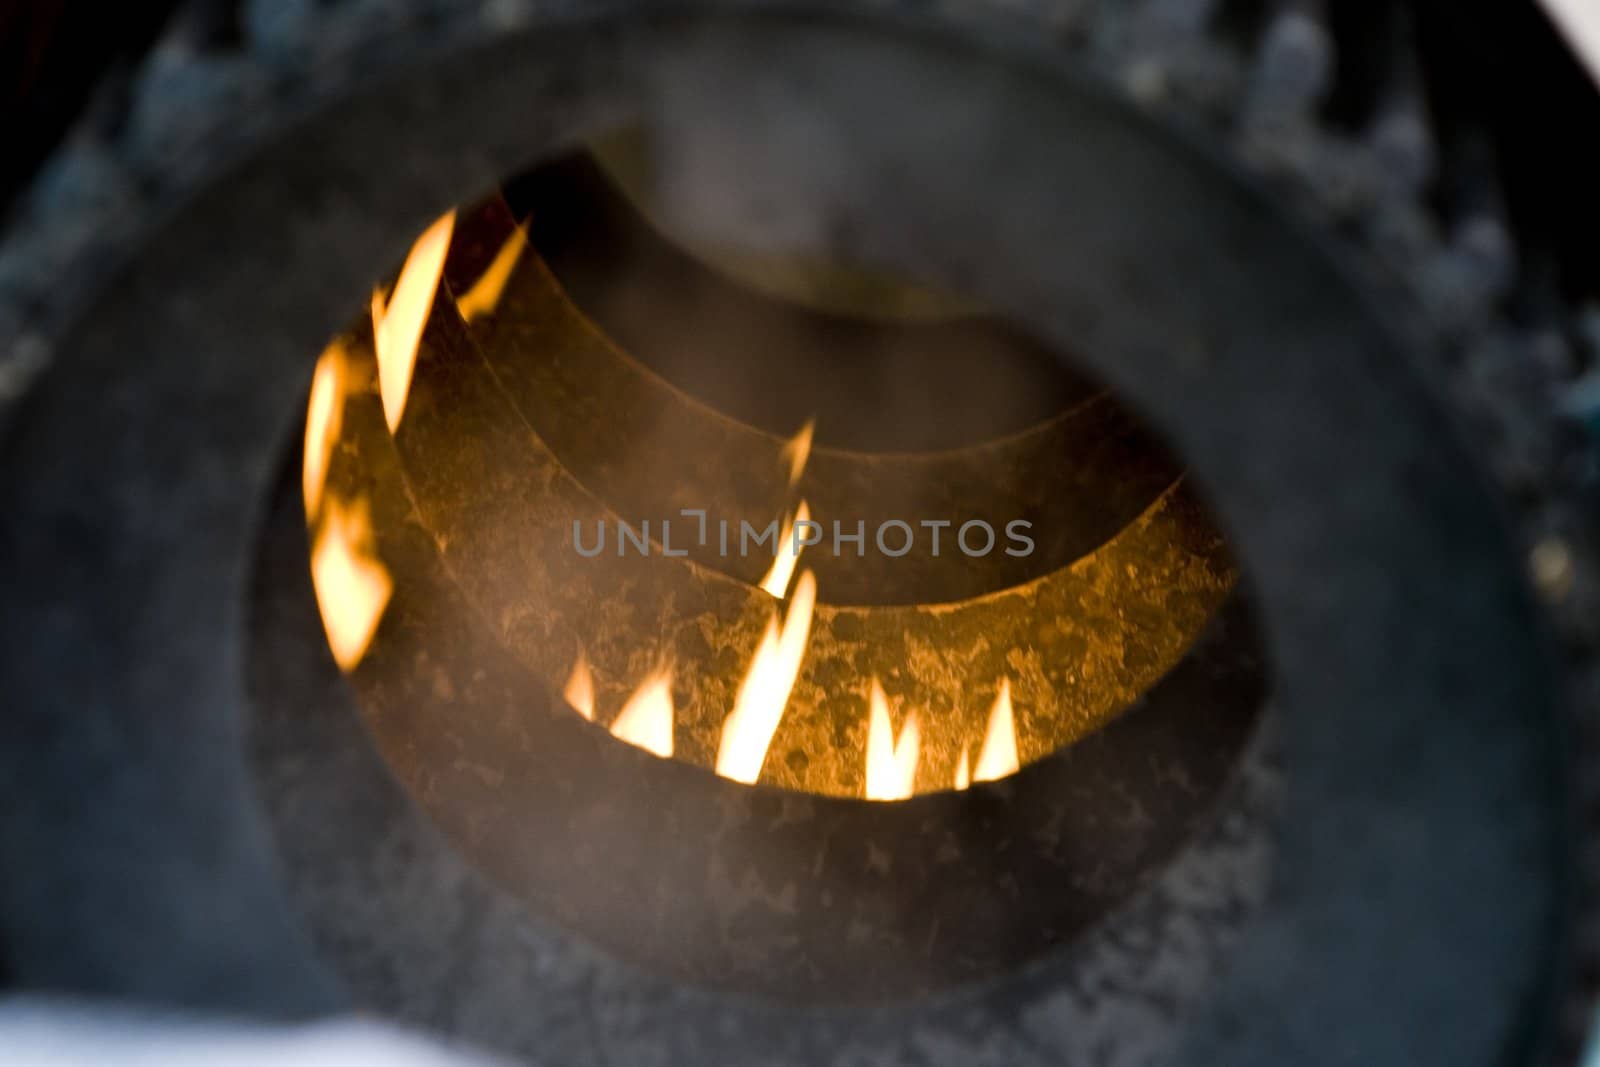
[0,5,1575,1066]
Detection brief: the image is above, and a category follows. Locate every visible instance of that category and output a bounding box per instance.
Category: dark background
[8,0,1595,305]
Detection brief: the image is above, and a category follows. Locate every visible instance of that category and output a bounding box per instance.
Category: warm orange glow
[564,649,595,721]
[610,668,675,758]
[310,496,393,672]
[865,679,920,801]
[954,746,971,791]
[456,225,527,322]
[973,679,1019,782]
[302,342,347,521]
[373,210,455,433]
[715,569,818,783]
[780,417,815,487]
[758,499,812,598]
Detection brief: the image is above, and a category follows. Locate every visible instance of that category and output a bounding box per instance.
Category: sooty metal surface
[255,392,1264,997]
[0,7,1571,1067]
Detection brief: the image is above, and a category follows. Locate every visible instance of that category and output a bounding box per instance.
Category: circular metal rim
[0,5,1572,1065]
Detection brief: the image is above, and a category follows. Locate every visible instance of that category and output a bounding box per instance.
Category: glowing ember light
[456,225,528,322]
[865,679,921,801]
[715,569,818,783]
[373,209,455,433]
[954,746,971,791]
[302,342,347,521]
[310,496,393,672]
[563,648,595,721]
[610,668,675,758]
[973,678,1020,782]
[758,499,812,598]
[780,417,816,487]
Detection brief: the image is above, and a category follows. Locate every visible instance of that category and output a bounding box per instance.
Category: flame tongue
[759,500,812,599]
[865,679,920,801]
[310,496,392,672]
[610,668,674,758]
[719,418,820,781]
[973,679,1019,782]
[563,650,596,721]
[456,225,527,322]
[954,746,972,791]
[302,343,347,520]
[716,569,818,784]
[373,210,455,433]
[780,418,815,487]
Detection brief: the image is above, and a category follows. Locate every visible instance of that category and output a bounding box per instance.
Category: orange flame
[715,569,818,783]
[610,668,674,758]
[973,678,1019,782]
[302,342,347,521]
[456,225,527,322]
[954,746,971,791]
[780,417,815,487]
[310,496,393,672]
[758,499,812,599]
[563,648,595,721]
[373,210,455,433]
[865,679,920,800]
